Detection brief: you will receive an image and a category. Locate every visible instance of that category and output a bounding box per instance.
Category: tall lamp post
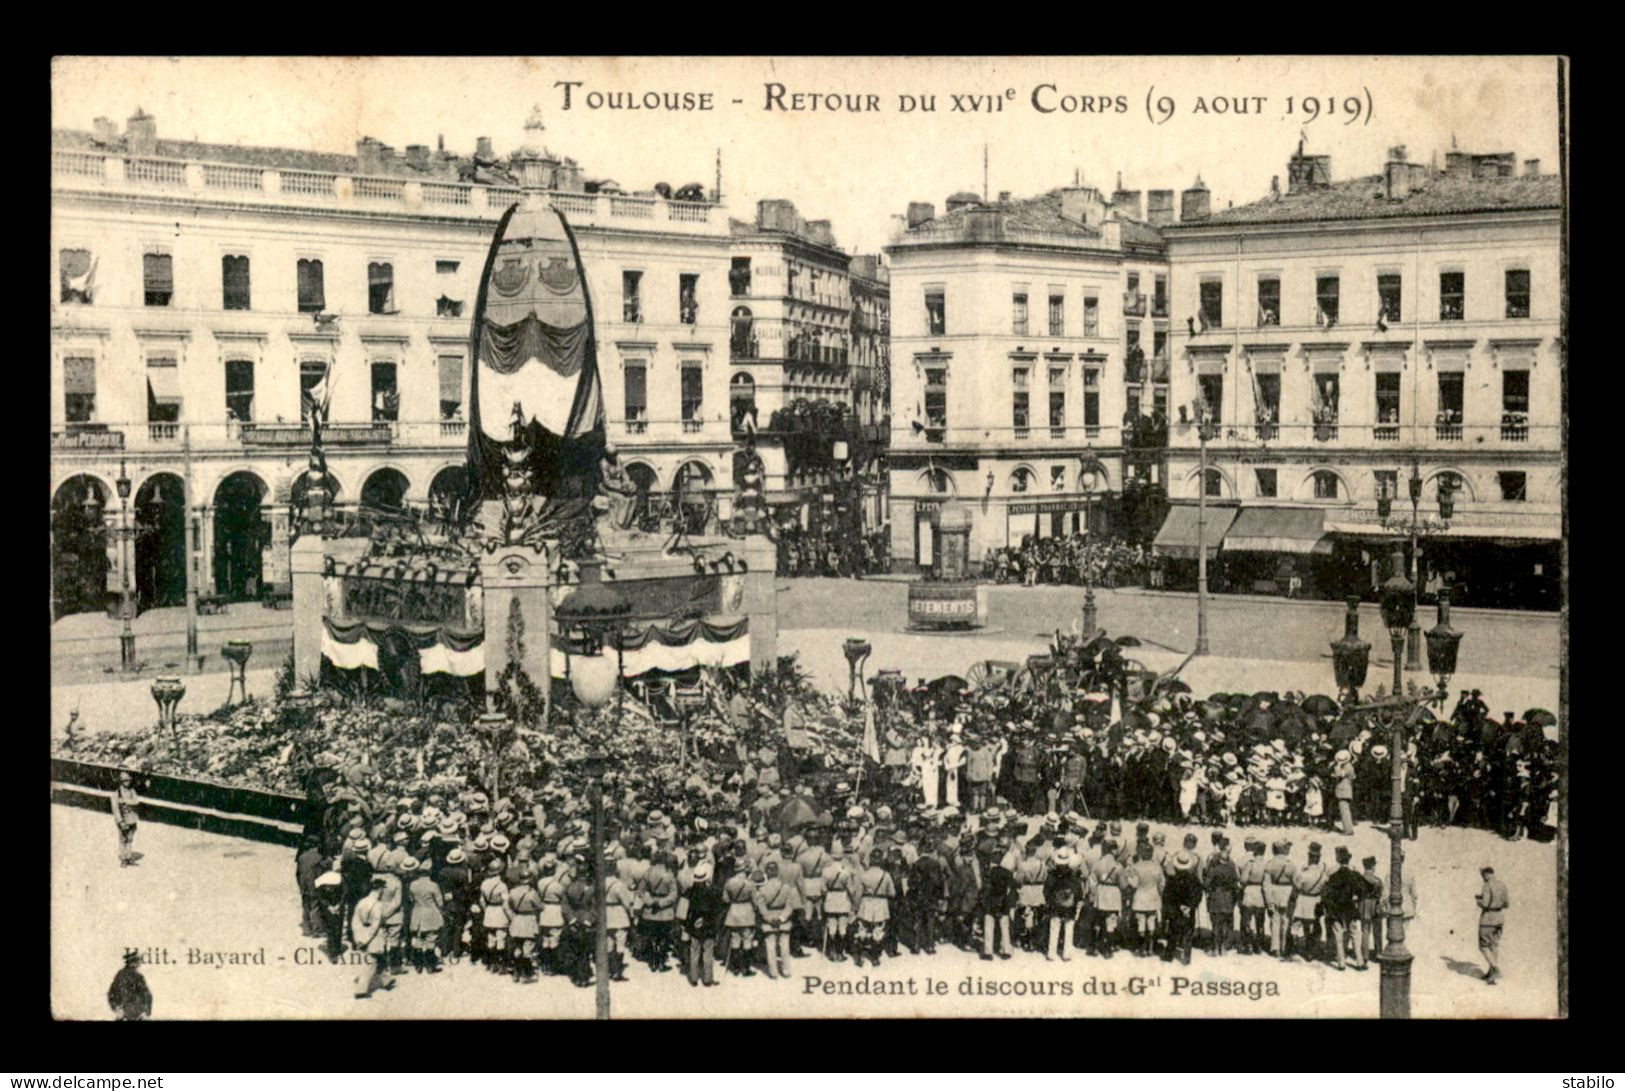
[1194,401,1218,655]
[1329,596,1371,703]
[1378,458,1454,671]
[1080,463,1101,641]
[1376,550,1416,1018]
[555,562,630,1022]
[115,460,136,672]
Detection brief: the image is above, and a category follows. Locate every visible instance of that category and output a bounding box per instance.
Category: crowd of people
[775,526,889,579]
[986,535,1154,589]
[286,656,1555,997]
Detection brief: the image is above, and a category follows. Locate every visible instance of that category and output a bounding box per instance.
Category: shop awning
[1226,506,1333,554]
[146,366,182,403]
[1152,504,1236,560]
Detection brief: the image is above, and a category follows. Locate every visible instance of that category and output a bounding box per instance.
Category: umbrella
[1523,708,1556,728]
[1161,679,1192,694]
[928,675,969,694]
[1301,694,1340,717]
[1113,635,1143,648]
[773,794,822,835]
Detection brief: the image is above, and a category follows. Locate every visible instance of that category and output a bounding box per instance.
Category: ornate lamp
[843,637,873,702]
[1079,465,1101,639]
[1329,596,1371,701]
[1425,587,1463,703]
[555,561,631,712]
[1378,550,1414,697]
[150,675,185,739]
[222,640,253,705]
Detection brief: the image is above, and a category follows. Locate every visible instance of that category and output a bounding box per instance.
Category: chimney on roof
[475,136,493,161]
[1180,177,1210,222]
[757,198,799,233]
[126,109,156,155]
[92,117,118,145]
[805,219,836,248]
[1270,175,1280,199]
[405,144,430,170]
[1286,147,1331,194]
[1524,158,1541,177]
[1111,187,1143,220]
[1060,186,1105,228]
[906,201,935,229]
[998,190,1012,205]
[1146,189,1176,226]
[356,137,383,174]
[1472,152,1516,180]
[945,192,981,214]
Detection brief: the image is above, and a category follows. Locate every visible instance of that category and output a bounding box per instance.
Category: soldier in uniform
[1262,839,1297,959]
[478,856,510,976]
[1043,845,1084,961]
[1289,841,1329,962]
[757,860,795,978]
[535,855,569,976]
[561,857,598,988]
[603,860,638,982]
[350,875,394,1000]
[1091,838,1125,957]
[503,863,541,983]
[1476,864,1510,984]
[1126,841,1165,958]
[721,852,761,976]
[795,834,831,956]
[1205,836,1243,956]
[406,857,446,974]
[854,848,897,967]
[638,850,679,972]
[437,847,472,963]
[1014,837,1048,951]
[821,842,857,962]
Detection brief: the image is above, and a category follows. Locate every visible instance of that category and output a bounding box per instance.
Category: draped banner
[322,617,482,674]
[551,617,750,678]
[466,204,606,512]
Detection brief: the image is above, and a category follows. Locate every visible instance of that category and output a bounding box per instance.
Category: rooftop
[1172,157,1560,229]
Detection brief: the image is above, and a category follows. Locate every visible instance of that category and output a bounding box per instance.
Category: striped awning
[1152,504,1236,560]
[1225,506,1333,555]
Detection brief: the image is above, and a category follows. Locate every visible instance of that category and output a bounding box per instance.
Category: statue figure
[596,444,639,533]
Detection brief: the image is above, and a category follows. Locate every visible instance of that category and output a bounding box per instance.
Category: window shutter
[63,357,96,394]
[143,253,173,293]
[438,356,462,404]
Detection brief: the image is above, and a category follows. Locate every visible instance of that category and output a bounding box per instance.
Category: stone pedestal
[290,533,327,686]
[480,543,553,720]
[740,535,778,675]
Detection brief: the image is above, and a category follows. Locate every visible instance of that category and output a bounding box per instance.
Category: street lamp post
[1376,551,1417,1018]
[115,460,136,672]
[1080,465,1100,641]
[1379,460,1453,672]
[1194,406,1216,656]
[1329,596,1371,703]
[555,562,631,1022]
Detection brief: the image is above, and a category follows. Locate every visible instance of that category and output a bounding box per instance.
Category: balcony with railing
[126,158,187,187]
[1435,416,1464,441]
[1151,296,1169,318]
[1501,412,1530,441]
[55,146,724,233]
[202,163,263,192]
[147,422,181,443]
[1123,291,1147,317]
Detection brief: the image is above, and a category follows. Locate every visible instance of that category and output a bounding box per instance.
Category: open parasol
[1301,694,1340,717]
[772,793,823,835]
[1522,708,1557,728]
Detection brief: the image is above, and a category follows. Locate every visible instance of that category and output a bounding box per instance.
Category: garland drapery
[551,616,750,678]
[321,617,485,677]
[321,616,750,679]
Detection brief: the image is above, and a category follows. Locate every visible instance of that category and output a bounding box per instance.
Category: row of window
[621,270,700,325]
[61,354,467,426]
[58,249,466,318]
[622,360,706,428]
[58,249,712,328]
[1198,467,1528,503]
[1198,268,1533,330]
[1192,369,1530,426]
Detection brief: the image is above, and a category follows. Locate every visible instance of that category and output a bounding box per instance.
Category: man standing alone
[114,771,140,867]
[1475,864,1510,985]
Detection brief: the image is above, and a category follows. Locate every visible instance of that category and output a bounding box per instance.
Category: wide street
[50,579,1561,740]
[51,801,1556,1020]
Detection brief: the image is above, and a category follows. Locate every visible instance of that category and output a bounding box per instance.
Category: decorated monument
[289,199,777,715]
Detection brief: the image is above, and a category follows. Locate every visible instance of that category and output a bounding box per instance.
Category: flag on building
[467,204,605,516]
